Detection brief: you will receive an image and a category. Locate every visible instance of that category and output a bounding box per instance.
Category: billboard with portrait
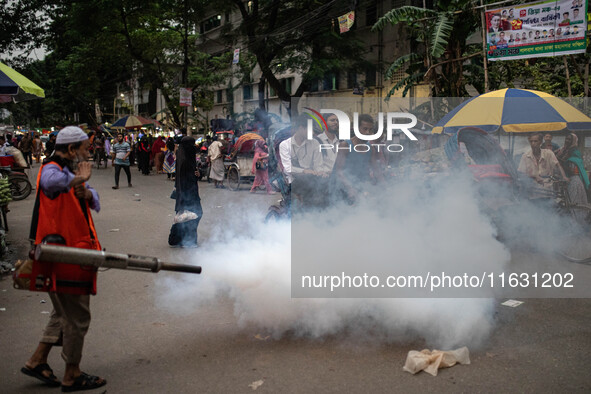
[486,0,587,61]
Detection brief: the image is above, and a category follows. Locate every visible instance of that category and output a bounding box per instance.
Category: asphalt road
[1,163,590,393]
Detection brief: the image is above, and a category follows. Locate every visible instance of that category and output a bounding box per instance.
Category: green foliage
[374,0,480,97]
[224,0,370,102]
[430,14,453,58]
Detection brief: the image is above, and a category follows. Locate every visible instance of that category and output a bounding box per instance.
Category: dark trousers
[114,164,131,186]
[23,151,32,165]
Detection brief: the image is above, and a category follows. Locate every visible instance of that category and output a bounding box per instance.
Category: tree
[372,0,481,97]
[224,0,369,110]
[111,0,233,129]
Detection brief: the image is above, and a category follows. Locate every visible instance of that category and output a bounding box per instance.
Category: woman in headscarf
[137,137,151,175]
[169,136,202,247]
[250,140,274,194]
[556,133,590,211]
[163,137,176,180]
[151,136,166,174]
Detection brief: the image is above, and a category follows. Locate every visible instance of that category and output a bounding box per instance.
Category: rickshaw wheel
[265,206,284,223]
[9,175,32,201]
[556,204,591,263]
[227,166,240,191]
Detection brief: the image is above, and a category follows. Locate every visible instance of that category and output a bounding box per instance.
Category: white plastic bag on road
[403,347,470,376]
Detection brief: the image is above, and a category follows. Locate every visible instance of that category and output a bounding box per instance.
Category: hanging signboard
[338,11,355,33]
[485,0,587,61]
[179,88,192,107]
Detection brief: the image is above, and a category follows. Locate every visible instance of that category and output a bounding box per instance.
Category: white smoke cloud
[156,173,513,350]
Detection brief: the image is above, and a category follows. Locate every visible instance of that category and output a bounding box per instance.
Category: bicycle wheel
[265,206,286,223]
[556,204,591,263]
[227,166,240,191]
[9,176,32,201]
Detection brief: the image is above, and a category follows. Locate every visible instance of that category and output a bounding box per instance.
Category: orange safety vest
[32,161,101,294]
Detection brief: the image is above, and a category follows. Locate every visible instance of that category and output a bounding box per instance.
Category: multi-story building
[120,0,431,132]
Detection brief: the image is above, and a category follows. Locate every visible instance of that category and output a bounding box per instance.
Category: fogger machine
[14,244,201,294]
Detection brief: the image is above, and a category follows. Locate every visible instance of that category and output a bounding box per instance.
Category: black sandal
[61,372,106,392]
[21,363,61,387]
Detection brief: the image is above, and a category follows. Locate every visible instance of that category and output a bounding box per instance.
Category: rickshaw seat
[468,164,512,181]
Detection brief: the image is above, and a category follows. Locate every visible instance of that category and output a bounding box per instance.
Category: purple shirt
[39,163,100,212]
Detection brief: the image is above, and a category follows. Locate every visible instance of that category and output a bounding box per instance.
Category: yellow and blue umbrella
[432,88,591,134]
[111,115,161,129]
[0,61,45,103]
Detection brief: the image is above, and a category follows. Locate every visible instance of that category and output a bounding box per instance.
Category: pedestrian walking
[208,136,225,188]
[22,126,106,392]
[44,134,56,157]
[163,137,176,180]
[111,132,132,189]
[152,136,166,173]
[32,134,42,164]
[168,136,202,247]
[137,137,151,175]
[20,132,33,166]
[250,140,274,194]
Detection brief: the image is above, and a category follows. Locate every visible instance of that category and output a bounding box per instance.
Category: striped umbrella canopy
[432,88,591,134]
[230,132,264,156]
[0,61,45,103]
[111,115,160,129]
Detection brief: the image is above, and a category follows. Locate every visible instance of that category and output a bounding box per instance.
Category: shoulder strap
[313,136,328,159]
[28,185,41,241]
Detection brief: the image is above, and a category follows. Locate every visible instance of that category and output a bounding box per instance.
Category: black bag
[255,160,268,170]
[168,223,182,246]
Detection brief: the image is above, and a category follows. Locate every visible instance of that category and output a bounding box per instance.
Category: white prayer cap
[56,126,88,145]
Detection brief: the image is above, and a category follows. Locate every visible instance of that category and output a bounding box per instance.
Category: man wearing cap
[21,126,106,391]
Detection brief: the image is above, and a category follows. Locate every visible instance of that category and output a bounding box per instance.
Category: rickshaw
[447,127,591,263]
[224,132,264,191]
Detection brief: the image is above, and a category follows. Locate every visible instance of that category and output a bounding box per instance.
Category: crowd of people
[12,120,591,391]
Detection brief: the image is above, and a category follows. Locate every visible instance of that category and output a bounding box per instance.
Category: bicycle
[550,179,591,264]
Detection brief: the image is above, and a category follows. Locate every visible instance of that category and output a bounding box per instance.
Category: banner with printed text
[179,87,192,107]
[485,0,587,61]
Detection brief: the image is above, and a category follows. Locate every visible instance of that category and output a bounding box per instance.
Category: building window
[282,78,293,95]
[322,73,338,91]
[308,79,319,92]
[216,90,223,103]
[269,78,293,97]
[200,14,222,33]
[366,1,377,27]
[243,85,253,100]
[390,69,406,84]
[347,72,358,89]
[226,88,234,103]
[365,66,376,88]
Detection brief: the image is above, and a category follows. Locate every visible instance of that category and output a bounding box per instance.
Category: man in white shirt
[315,113,339,173]
[279,116,324,184]
[279,116,326,207]
[518,133,567,189]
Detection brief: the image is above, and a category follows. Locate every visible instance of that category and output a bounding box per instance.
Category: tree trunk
[563,56,572,98]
